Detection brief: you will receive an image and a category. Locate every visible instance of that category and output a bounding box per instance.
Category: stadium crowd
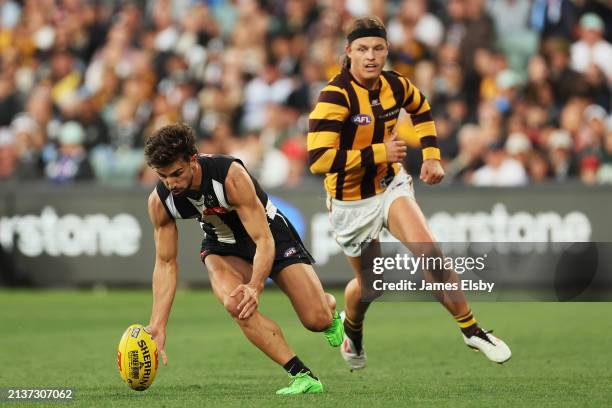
[0,0,610,188]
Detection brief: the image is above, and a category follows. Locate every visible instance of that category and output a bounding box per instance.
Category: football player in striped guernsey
[307,16,511,370]
[144,123,343,395]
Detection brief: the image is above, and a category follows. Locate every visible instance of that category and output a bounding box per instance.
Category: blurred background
[0,0,611,287]
[0,0,610,188]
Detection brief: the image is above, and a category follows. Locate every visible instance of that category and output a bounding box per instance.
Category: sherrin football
[117,324,159,391]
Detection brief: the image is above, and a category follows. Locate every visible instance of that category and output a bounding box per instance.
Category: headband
[347,27,387,44]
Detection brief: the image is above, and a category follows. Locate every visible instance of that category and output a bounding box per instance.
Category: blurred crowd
[0,0,610,188]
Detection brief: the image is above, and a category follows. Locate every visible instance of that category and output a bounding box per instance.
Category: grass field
[1,289,611,407]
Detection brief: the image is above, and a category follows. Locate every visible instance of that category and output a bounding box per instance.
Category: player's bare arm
[146,190,178,365]
[225,162,275,320]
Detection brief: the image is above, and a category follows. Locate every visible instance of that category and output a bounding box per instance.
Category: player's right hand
[147,325,168,366]
[230,283,260,320]
[384,133,407,163]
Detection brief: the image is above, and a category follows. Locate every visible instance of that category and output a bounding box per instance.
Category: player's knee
[302,310,332,332]
[222,294,241,319]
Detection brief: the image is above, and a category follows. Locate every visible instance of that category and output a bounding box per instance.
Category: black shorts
[199,212,315,276]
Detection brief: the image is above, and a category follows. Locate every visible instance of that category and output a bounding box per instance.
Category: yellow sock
[454,309,478,336]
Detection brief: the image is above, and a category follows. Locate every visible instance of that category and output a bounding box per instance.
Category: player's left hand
[420,159,444,185]
[230,283,262,319]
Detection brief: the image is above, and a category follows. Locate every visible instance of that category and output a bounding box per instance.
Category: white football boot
[339,311,367,371]
[463,328,512,364]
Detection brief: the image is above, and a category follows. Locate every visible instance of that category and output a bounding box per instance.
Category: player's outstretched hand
[420,159,444,185]
[147,325,168,365]
[231,283,261,319]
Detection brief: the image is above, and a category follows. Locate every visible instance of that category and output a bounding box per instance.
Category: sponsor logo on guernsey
[351,114,372,125]
[203,207,229,215]
[378,107,400,120]
[284,247,298,258]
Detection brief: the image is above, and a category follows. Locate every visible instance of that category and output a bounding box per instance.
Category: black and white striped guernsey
[155,154,278,244]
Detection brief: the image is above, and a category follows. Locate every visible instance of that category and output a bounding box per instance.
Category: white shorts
[326,166,415,257]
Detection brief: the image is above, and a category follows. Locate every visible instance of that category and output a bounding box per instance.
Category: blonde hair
[343,16,387,69]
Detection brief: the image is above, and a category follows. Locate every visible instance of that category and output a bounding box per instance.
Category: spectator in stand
[0,128,17,180]
[570,13,612,84]
[487,0,538,72]
[597,119,612,184]
[583,64,610,112]
[44,121,94,183]
[444,0,467,49]
[524,54,555,112]
[578,104,607,156]
[0,0,609,187]
[445,124,487,183]
[0,74,21,127]
[505,132,532,170]
[471,140,528,186]
[241,56,294,132]
[11,114,44,180]
[579,155,599,185]
[547,129,577,182]
[531,0,579,41]
[542,37,589,110]
[78,96,110,151]
[393,0,444,52]
[460,0,496,107]
[527,150,552,183]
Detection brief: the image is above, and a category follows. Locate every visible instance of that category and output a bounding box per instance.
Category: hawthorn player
[308,16,511,369]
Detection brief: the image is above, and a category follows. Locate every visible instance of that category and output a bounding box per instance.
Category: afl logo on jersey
[351,114,372,125]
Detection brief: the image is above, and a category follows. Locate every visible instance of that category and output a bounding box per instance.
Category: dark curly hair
[144,123,198,168]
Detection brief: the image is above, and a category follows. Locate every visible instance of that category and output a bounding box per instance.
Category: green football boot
[323,311,344,347]
[276,372,323,395]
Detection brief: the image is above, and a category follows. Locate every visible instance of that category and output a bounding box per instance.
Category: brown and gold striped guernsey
[308,68,440,201]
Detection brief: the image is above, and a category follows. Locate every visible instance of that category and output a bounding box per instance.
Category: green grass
[1,289,611,407]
